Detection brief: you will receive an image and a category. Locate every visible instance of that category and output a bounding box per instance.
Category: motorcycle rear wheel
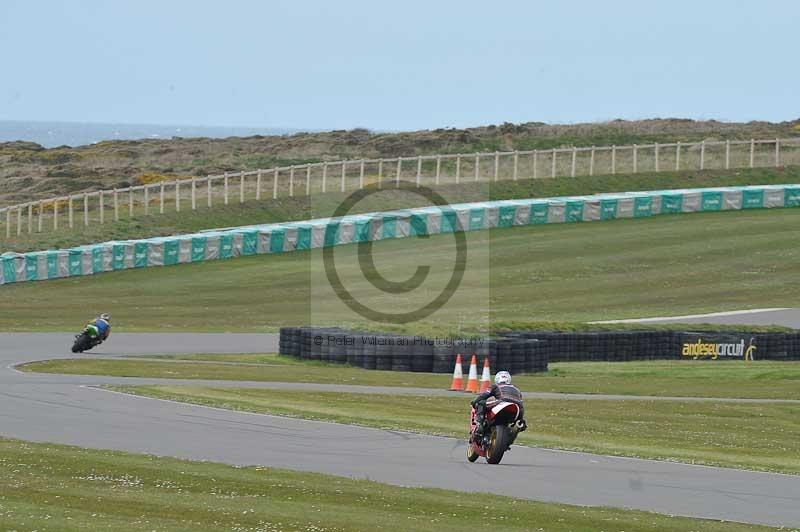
[486,425,511,464]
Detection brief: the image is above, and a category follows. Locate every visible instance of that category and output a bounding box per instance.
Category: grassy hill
[2,118,799,206]
[2,206,799,333]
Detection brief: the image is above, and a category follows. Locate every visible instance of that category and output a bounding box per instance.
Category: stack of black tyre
[279,326,800,372]
[279,327,550,374]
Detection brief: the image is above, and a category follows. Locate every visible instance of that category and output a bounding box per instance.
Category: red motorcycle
[467,398,525,464]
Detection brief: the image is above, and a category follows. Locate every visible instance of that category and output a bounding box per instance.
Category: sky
[1,0,798,131]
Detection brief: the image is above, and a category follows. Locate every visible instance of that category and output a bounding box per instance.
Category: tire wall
[279,328,800,374]
[279,328,551,373]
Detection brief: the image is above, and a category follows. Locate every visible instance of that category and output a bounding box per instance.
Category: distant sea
[0,120,301,148]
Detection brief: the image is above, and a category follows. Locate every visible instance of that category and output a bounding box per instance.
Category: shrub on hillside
[136,173,186,185]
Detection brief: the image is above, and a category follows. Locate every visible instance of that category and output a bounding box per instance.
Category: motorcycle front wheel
[466,441,480,462]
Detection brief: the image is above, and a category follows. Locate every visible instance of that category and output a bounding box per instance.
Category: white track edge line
[591,308,792,324]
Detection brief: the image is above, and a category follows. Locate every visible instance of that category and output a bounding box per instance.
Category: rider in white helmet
[470,370,527,439]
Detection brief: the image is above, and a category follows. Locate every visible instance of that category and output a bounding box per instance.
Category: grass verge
[0,437,774,532]
[21,357,800,400]
[2,205,800,333]
[107,386,800,475]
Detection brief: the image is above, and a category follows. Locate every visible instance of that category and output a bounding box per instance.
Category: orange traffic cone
[478,358,491,393]
[465,355,479,393]
[449,354,464,391]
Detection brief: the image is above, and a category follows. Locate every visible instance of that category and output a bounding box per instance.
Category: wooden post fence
[513,151,519,181]
[571,148,577,177]
[611,145,616,174]
[396,158,402,188]
[654,143,659,172]
[700,141,706,170]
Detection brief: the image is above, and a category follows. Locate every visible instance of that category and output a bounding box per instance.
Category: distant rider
[470,370,527,439]
[84,313,112,346]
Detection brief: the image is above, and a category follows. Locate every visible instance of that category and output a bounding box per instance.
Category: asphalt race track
[1,333,798,528]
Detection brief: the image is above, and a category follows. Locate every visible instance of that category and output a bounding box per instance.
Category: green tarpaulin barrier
[296,226,311,250]
[410,213,428,236]
[191,237,207,262]
[324,223,339,248]
[2,258,16,284]
[702,191,722,211]
[134,243,148,268]
[600,199,618,220]
[164,240,179,265]
[4,184,800,286]
[469,208,485,230]
[219,234,234,259]
[566,201,584,222]
[25,256,38,281]
[529,203,548,224]
[68,251,83,276]
[498,206,516,227]
[786,187,800,207]
[354,220,371,242]
[440,210,458,232]
[743,189,765,208]
[242,232,258,255]
[382,216,397,239]
[47,253,58,279]
[112,245,126,270]
[661,194,683,213]
[634,196,652,217]
[269,230,285,253]
[92,248,104,273]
